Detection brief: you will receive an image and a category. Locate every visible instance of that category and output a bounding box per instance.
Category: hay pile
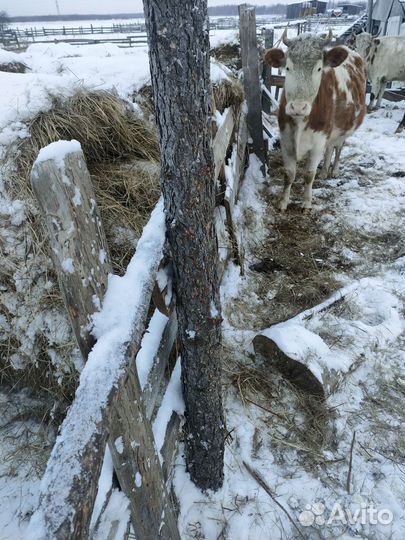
[211,43,242,71]
[135,70,244,116]
[11,90,160,273]
[0,89,160,406]
[1,70,243,408]
[212,77,244,114]
[0,61,28,73]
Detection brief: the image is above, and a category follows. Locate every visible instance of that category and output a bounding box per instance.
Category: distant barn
[337,3,363,15]
[286,0,327,19]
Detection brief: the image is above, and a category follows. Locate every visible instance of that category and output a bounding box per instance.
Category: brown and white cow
[265,30,366,211]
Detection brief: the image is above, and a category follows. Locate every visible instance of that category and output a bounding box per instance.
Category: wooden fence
[25,6,267,539]
[28,104,249,540]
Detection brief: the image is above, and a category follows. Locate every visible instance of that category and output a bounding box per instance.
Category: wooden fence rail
[29,91,248,539]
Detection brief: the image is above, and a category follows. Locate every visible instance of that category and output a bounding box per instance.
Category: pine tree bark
[143,0,224,490]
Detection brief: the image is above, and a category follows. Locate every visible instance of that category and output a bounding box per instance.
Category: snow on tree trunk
[143,0,225,490]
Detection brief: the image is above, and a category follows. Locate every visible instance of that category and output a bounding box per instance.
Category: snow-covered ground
[174,104,405,539]
[1,27,404,540]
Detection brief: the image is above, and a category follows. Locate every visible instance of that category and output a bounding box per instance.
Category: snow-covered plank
[31,141,111,360]
[29,199,179,540]
[142,310,178,421]
[213,105,235,181]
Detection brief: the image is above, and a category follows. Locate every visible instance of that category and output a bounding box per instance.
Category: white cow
[355,32,405,110]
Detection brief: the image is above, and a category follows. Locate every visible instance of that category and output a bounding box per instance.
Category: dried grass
[212,78,244,113]
[0,61,28,73]
[224,351,335,463]
[136,75,244,118]
[1,89,161,400]
[13,89,159,193]
[92,160,160,273]
[211,43,242,71]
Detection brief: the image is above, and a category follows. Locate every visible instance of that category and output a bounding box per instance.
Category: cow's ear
[264,48,286,68]
[324,46,349,67]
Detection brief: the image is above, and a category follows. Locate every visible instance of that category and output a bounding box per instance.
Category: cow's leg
[279,133,296,211]
[318,144,334,180]
[375,78,387,109]
[331,142,344,178]
[303,146,324,210]
[368,78,380,111]
[279,160,296,211]
[396,111,405,133]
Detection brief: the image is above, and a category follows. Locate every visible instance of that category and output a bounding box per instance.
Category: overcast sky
[2,0,290,17]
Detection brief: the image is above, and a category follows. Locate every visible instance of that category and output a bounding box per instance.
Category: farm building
[337,3,364,15]
[286,0,327,19]
[370,0,405,34]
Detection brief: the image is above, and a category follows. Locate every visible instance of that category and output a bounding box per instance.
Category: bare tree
[143,0,224,490]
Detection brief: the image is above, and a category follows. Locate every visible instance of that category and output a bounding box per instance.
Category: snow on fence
[29,90,248,539]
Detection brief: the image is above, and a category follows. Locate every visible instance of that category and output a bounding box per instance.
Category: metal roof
[373,0,405,21]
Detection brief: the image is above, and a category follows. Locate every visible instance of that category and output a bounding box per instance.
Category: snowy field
[1,24,404,540]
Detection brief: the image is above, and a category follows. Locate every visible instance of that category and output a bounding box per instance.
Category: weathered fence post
[239,4,267,171]
[31,140,111,360]
[31,142,180,540]
[367,0,373,33]
[262,27,274,113]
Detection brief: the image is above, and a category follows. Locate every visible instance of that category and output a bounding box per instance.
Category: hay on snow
[0,67,244,409]
[0,89,160,406]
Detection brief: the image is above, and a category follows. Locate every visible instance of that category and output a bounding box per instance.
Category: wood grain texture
[239,4,266,168]
[31,149,111,360]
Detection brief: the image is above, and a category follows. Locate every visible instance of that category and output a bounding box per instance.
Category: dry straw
[1,75,244,407]
[1,89,161,404]
[0,61,28,73]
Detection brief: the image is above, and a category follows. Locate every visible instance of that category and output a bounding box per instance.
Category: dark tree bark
[143,1,225,490]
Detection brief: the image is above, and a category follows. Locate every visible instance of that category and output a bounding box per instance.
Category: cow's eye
[286,67,290,71]
[317,67,322,72]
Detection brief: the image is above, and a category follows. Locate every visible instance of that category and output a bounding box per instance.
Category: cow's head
[264,29,349,118]
[354,32,374,59]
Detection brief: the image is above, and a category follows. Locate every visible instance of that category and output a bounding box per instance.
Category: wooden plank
[29,199,180,540]
[142,310,178,421]
[215,206,231,280]
[213,106,235,181]
[160,411,182,482]
[108,363,180,540]
[221,107,248,269]
[223,196,240,266]
[262,28,274,113]
[31,143,111,361]
[239,4,266,169]
[231,106,248,204]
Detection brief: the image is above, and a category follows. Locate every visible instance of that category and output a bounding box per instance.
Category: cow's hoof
[318,170,329,180]
[302,207,312,214]
[278,202,288,212]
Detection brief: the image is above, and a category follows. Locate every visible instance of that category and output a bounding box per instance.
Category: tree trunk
[143,0,224,490]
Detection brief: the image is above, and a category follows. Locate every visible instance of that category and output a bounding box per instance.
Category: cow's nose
[287,101,310,117]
